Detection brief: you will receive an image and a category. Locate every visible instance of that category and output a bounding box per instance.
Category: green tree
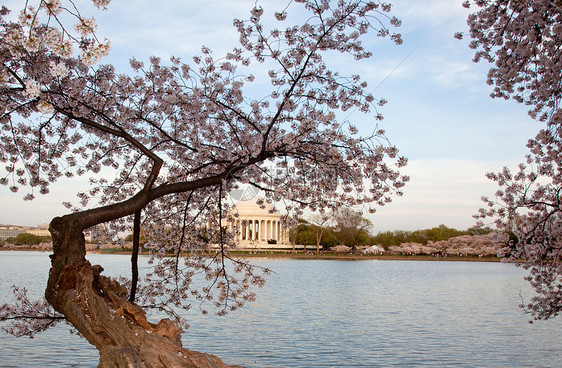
[424,225,464,242]
[466,227,493,236]
[291,220,316,248]
[5,233,51,245]
[371,230,409,248]
[332,208,372,248]
[294,224,316,247]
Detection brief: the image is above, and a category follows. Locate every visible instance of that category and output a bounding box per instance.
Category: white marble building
[227,199,290,249]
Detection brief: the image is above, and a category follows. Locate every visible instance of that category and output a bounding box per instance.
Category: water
[1,252,561,367]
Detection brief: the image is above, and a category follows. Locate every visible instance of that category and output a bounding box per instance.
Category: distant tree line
[0,221,492,251]
[291,210,493,251]
[293,220,370,249]
[292,208,374,249]
[371,225,493,249]
[2,233,52,246]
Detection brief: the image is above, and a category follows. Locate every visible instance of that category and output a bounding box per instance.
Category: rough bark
[46,215,242,368]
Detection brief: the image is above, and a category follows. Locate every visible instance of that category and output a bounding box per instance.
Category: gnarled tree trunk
[46,215,241,368]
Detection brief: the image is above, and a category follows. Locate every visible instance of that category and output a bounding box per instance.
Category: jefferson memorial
[227,199,290,249]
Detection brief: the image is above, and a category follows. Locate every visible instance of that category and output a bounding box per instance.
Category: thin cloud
[369,158,501,232]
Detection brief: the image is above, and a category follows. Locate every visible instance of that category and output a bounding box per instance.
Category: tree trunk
[315,228,323,255]
[46,215,242,368]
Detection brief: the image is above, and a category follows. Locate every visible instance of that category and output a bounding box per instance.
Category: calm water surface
[0,252,561,367]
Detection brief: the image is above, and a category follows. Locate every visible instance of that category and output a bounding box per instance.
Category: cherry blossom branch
[0,286,65,338]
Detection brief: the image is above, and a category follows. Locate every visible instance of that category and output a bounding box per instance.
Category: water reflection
[0,252,560,367]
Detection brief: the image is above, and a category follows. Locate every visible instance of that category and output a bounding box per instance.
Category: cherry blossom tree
[0,0,407,366]
[459,0,561,321]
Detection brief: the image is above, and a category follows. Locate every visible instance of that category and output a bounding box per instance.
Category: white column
[236,220,240,242]
[248,220,252,241]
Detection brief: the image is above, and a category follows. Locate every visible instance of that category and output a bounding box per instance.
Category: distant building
[26,223,50,237]
[227,199,290,249]
[0,226,26,241]
[0,223,51,241]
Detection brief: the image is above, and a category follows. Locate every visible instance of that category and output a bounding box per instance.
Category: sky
[0,0,541,233]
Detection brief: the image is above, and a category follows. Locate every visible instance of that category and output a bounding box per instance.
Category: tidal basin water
[1,252,561,367]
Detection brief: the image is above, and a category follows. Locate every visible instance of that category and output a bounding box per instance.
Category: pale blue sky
[1,0,540,232]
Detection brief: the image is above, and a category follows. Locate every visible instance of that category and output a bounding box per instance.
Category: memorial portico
[228,199,288,248]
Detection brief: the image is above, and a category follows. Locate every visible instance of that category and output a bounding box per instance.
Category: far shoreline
[0,247,502,262]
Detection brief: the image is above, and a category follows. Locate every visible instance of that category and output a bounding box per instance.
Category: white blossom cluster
[0,286,64,337]
[0,0,110,119]
[461,0,562,124]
